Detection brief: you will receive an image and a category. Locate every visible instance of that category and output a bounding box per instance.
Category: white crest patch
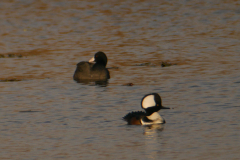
[88,57,95,63]
[142,95,156,109]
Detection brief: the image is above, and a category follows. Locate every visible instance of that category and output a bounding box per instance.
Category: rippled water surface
[0,0,240,159]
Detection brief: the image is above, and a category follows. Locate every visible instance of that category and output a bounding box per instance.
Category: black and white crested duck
[123,93,171,125]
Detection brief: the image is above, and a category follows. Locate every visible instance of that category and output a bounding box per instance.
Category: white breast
[141,112,165,125]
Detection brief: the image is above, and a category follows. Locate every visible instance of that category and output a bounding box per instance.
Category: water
[0,0,240,159]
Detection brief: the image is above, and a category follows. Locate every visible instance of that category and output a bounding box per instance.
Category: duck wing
[123,111,146,125]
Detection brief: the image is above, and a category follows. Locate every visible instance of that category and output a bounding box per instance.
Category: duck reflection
[143,124,165,159]
[74,79,109,87]
[143,124,164,136]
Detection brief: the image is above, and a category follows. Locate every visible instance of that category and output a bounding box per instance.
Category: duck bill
[89,57,95,63]
[161,106,170,109]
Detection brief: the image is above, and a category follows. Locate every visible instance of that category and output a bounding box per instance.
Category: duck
[123,93,170,125]
[73,51,110,82]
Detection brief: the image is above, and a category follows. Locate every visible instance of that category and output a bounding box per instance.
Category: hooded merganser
[73,51,110,82]
[123,93,170,125]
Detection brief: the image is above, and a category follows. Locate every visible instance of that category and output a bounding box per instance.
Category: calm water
[0,0,240,159]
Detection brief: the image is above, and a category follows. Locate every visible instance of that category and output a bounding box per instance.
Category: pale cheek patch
[142,95,156,109]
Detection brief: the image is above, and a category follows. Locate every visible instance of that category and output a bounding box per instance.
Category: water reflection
[143,124,164,136]
[74,79,109,87]
[143,124,165,159]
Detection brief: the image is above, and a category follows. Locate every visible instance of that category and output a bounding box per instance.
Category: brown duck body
[73,51,110,82]
[73,62,110,81]
[123,111,146,125]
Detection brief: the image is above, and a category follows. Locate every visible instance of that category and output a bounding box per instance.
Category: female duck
[73,51,110,82]
[123,93,170,125]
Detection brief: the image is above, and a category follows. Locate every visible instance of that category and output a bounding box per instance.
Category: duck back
[123,111,146,125]
[73,62,110,81]
[73,61,93,80]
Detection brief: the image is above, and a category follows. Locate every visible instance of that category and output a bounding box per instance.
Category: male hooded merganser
[73,51,110,82]
[123,93,170,125]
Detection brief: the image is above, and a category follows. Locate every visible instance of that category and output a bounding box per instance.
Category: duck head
[89,51,108,67]
[141,93,170,116]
